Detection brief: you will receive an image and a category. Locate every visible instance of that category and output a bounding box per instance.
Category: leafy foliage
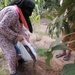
[45,31,75,66]
[45,0,75,38]
[37,47,46,56]
[44,0,60,11]
[58,0,75,31]
[45,1,75,75]
[0,0,12,9]
[61,63,75,75]
[30,12,40,25]
[45,51,53,66]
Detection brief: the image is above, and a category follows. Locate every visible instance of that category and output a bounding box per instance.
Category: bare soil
[18,18,61,75]
[18,57,60,75]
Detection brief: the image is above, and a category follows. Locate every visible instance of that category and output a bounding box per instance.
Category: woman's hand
[17,35,24,41]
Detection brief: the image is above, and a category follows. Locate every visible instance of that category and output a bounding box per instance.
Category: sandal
[56,53,66,58]
[63,55,71,61]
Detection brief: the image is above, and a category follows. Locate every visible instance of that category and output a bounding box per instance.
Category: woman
[0,0,35,75]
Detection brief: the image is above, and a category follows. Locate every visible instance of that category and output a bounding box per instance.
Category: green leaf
[52,44,69,51]
[63,20,70,34]
[50,36,64,49]
[61,63,75,75]
[67,10,75,24]
[64,40,75,45]
[58,0,74,16]
[46,15,53,20]
[4,0,7,6]
[49,25,55,38]
[50,32,75,50]
[71,21,75,32]
[37,48,46,56]
[56,15,64,37]
[45,51,53,66]
[52,17,58,25]
[38,0,40,3]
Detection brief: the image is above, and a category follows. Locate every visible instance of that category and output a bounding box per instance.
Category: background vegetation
[0,0,75,75]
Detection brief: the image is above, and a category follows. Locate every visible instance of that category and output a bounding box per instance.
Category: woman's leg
[62,50,66,54]
[63,50,71,61]
[63,29,75,61]
[67,50,71,55]
[1,40,17,74]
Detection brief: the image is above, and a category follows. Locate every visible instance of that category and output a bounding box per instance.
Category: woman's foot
[63,54,71,61]
[56,53,66,58]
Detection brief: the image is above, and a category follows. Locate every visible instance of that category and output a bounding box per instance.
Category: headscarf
[9,0,35,33]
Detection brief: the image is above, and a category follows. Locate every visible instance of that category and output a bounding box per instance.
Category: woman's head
[9,0,35,33]
[9,0,35,16]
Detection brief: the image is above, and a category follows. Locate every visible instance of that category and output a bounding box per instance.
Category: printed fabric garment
[0,6,27,74]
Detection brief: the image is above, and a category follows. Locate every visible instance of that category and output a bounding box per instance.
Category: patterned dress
[0,6,25,74]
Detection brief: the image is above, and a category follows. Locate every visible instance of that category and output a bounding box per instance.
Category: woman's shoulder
[0,6,18,17]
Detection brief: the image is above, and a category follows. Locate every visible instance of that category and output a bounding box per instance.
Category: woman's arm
[0,10,19,40]
[22,26,31,42]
